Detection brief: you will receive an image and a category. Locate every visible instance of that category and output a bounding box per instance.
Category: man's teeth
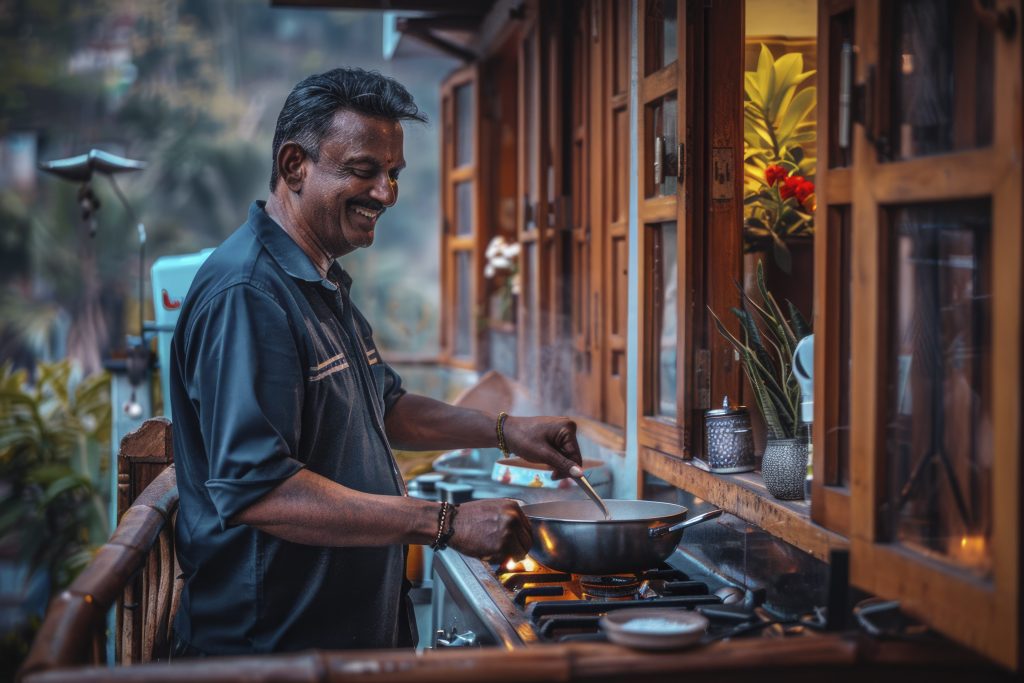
[353,206,380,219]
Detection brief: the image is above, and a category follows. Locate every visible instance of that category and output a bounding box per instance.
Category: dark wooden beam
[397,14,483,31]
[396,21,477,63]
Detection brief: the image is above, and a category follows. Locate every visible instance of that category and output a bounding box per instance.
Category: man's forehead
[324,109,404,162]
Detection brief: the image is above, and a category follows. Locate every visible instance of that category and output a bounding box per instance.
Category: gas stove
[430,546,824,649]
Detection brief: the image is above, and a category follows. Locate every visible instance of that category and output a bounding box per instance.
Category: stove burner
[578,574,642,600]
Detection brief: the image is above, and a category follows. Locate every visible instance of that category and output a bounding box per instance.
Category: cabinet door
[841,0,1022,669]
[637,0,688,454]
[636,0,746,459]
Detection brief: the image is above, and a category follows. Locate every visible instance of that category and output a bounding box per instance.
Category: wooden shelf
[640,448,848,563]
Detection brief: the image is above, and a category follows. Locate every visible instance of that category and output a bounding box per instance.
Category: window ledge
[640,449,848,563]
[571,415,626,453]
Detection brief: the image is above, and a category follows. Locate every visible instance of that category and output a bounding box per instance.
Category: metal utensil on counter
[575,473,611,520]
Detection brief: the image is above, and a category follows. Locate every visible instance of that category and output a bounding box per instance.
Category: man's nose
[370,174,398,207]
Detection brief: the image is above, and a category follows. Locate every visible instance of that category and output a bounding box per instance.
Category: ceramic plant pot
[761,438,808,501]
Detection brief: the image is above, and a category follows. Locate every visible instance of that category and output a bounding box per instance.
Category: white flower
[484,263,496,278]
[485,236,507,259]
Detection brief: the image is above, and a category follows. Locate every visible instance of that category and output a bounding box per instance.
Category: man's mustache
[349,199,387,212]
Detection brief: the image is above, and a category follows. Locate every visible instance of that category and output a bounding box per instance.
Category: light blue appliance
[150,248,214,417]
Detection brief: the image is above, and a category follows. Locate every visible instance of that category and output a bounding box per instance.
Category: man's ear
[277,142,308,193]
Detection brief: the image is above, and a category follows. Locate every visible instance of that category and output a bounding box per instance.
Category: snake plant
[709,261,811,440]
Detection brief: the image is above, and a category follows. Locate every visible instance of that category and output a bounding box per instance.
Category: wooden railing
[18,418,178,679]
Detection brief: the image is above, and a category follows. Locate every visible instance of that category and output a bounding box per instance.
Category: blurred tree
[0,0,449,376]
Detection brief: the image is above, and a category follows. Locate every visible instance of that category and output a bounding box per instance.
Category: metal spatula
[575,473,611,520]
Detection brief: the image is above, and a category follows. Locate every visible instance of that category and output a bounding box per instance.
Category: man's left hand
[502,415,584,479]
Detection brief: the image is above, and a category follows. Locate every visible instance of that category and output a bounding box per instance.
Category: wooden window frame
[637,0,688,456]
[843,0,1022,669]
[440,65,482,370]
[811,0,855,537]
[637,0,745,467]
[516,8,547,391]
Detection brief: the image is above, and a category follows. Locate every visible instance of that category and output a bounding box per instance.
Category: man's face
[299,109,405,258]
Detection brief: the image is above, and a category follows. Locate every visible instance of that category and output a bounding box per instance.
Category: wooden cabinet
[635,0,1023,669]
[832,0,1021,669]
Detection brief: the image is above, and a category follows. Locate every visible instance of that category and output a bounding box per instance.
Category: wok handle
[649,508,723,539]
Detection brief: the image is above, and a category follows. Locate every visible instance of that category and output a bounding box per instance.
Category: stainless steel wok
[521,499,722,575]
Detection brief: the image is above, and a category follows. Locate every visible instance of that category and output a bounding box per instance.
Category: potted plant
[743,44,817,275]
[709,261,811,500]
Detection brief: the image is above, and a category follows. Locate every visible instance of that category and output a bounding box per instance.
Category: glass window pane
[645,0,678,75]
[455,181,473,236]
[832,206,852,487]
[888,0,994,160]
[646,95,678,198]
[827,9,855,168]
[652,222,678,418]
[455,251,472,358]
[455,83,473,167]
[884,200,991,577]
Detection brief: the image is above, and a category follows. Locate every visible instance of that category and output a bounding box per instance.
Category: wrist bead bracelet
[431,502,451,550]
[435,504,458,551]
[496,410,510,457]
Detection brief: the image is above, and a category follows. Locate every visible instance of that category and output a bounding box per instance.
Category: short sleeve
[182,283,305,530]
[380,360,406,414]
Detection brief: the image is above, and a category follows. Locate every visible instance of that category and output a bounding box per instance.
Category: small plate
[600,608,709,650]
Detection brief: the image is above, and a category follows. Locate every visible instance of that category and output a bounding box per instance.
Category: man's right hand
[449,498,532,561]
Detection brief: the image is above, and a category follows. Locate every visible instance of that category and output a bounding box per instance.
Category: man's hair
[269,67,427,191]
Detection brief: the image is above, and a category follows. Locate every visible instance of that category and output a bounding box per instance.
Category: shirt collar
[248,201,352,292]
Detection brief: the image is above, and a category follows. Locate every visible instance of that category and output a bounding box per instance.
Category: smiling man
[168,68,584,656]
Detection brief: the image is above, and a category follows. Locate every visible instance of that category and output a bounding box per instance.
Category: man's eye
[350,168,375,179]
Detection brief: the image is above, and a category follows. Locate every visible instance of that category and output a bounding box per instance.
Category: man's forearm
[384,393,498,451]
[385,393,584,477]
[230,467,533,560]
[231,468,440,547]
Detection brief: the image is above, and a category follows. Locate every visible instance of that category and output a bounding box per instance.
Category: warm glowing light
[504,555,539,573]
[954,535,988,569]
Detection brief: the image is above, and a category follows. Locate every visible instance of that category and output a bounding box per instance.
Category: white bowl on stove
[600,608,708,650]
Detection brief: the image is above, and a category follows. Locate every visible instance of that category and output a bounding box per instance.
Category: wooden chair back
[18,418,179,680]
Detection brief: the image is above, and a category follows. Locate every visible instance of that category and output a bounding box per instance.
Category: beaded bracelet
[434,504,459,551]
[431,502,451,550]
[496,410,510,457]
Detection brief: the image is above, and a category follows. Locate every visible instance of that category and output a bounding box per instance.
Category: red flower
[779,174,803,200]
[795,179,815,205]
[764,164,787,186]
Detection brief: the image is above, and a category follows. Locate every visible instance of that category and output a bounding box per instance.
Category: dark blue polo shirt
[169,201,409,654]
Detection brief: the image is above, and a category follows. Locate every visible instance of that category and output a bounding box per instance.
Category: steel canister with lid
[702,396,754,473]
